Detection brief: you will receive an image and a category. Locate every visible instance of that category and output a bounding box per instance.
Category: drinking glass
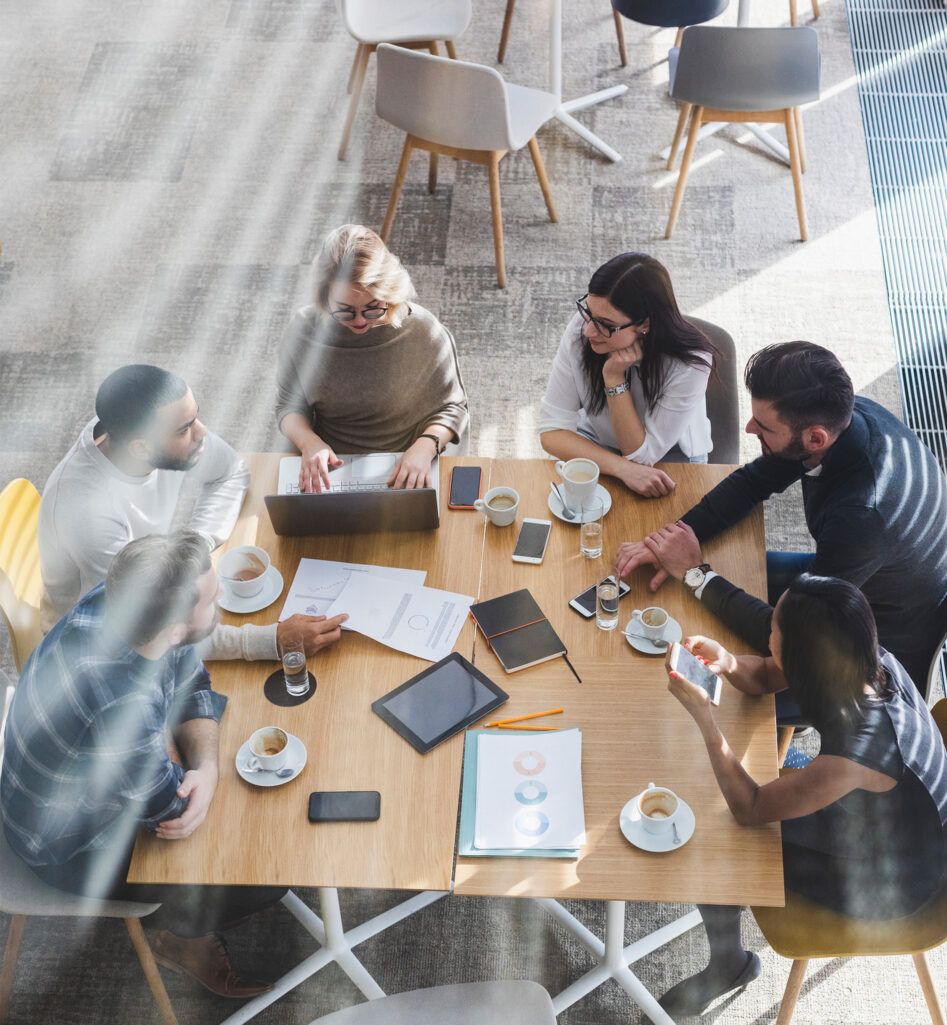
[280,631,310,697]
[580,496,604,558]
[596,578,620,631]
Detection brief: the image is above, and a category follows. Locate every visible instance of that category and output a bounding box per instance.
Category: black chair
[611,0,729,52]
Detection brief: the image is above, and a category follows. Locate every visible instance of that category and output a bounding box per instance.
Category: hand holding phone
[666,641,722,706]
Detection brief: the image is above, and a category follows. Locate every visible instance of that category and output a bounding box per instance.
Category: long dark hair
[578,253,715,415]
[777,574,889,730]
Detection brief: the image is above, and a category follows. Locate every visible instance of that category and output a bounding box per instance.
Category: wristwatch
[604,381,630,397]
[683,564,712,591]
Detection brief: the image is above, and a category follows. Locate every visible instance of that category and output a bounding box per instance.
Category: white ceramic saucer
[624,614,682,654]
[547,483,612,524]
[235,733,306,787]
[218,566,284,614]
[620,793,696,853]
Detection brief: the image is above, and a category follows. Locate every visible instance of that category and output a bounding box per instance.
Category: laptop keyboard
[282,480,392,495]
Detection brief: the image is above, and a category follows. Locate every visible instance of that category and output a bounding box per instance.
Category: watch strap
[604,381,630,397]
[418,433,443,455]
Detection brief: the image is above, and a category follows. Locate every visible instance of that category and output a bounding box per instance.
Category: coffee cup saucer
[620,792,696,853]
[547,483,612,523]
[236,733,306,787]
[624,615,682,654]
[218,566,284,614]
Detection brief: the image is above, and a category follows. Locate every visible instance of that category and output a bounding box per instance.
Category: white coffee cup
[248,726,289,772]
[630,606,669,642]
[554,458,600,512]
[637,782,679,835]
[474,487,519,527]
[219,545,270,599]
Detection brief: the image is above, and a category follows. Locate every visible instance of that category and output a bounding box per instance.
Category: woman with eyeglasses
[276,224,468,493]
[656,574,947,1018]
[539,253,715,498]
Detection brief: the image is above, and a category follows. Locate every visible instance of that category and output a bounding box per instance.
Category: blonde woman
[276,225,469,492]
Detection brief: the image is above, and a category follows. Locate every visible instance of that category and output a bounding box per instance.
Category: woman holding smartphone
[539,252,715,499]
[656,574,947,1018]
[276,224,469,493]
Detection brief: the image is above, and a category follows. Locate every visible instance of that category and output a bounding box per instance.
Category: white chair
[307,981,557,1025]
[375,44,558,289]
[336,0,472,160]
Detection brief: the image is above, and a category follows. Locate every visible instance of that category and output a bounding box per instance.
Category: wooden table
[129,455,781,1025]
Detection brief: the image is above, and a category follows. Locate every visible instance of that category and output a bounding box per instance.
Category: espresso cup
[554,458,600,512]
[630,606,669,642]
[219,545,271,599]
[637,782,679,835]
[474,486,519,527]
[248,726,289,772]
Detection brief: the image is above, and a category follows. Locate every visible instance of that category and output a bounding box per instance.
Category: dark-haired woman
[656,573,947,1018]
[539,253,714,498]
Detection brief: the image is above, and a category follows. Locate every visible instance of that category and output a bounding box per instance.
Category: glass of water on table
[580,495,604,558]
[280,631,310,697]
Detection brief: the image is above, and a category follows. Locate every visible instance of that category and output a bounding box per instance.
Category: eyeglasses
[575,295,638,338]
[329,303,389,323]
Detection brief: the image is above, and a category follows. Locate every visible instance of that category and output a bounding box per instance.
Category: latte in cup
[637,783,679,835]
[642,608,668,629]
[219,544,271,599]
[566,470,596,483]
[248,726,289,771]
[475,487,519,527]
[488,496,516,511]
[230,552,267,581]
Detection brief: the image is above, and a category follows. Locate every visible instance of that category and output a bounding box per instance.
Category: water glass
[580,495,604,559]
[279,631,310,697]
[596,578,620,631]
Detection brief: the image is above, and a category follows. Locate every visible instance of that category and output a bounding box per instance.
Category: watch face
[685,568,704,588]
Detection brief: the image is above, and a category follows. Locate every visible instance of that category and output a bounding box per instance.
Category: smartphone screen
[669,643,722,704]
[448,465,482,508]
[308,791,381,823]
[513,519,551,561]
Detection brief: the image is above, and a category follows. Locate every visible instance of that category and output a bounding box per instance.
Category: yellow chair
[0,479,43,673]
[752,698,947,1025]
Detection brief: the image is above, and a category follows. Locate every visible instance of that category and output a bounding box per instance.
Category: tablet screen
[372,654,508,753]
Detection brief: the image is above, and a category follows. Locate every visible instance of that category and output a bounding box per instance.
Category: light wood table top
[454,460,785,907]
[128,454,492,890]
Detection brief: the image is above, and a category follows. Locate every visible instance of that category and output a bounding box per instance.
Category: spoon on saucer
[550,482,576,520]
[245,762,295,779]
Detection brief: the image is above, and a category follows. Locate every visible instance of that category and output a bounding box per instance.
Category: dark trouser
[29,844,286,938]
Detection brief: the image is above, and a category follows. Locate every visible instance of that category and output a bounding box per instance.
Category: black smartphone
[308,791,381,823]
[448,465,482,509]
[569,576,630,618]
[511,518,552,563]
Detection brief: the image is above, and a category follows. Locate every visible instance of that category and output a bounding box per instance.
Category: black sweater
[681,397,947,690]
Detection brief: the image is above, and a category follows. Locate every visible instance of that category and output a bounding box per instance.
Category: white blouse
[539,313,712,465]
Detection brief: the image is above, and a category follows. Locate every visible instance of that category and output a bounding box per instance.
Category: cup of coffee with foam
[474,487,519,527]
[247,726,289,772]
[219,545,270,599]
[554,458,600,513]
[637,782,679,835]
[630,606,669,643]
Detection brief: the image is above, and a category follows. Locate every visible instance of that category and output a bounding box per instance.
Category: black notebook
[469,588,567,673]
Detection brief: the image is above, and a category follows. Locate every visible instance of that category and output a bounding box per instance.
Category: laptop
[264,453,440,537]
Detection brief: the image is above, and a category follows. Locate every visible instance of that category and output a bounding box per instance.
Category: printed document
[279,559,426,622]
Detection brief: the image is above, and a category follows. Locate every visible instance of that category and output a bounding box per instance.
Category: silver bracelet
[604,381,630,397]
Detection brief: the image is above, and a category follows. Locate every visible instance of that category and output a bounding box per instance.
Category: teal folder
[458,728,580,859]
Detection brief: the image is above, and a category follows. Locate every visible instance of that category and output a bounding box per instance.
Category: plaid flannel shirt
[1,584,227,866]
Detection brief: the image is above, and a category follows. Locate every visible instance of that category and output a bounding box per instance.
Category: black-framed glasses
[329,303,389,323]
[575,294,637,338]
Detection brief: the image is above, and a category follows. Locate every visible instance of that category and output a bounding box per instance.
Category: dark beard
[151,448,202,472]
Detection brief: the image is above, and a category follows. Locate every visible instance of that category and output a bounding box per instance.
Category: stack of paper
[458,729,585,859]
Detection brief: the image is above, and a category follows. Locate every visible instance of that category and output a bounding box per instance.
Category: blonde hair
[312,224,415,327]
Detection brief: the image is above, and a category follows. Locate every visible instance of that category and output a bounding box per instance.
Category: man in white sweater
[39,364,345,661]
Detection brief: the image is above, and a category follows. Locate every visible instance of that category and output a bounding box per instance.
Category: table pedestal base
[218,887,448,1025]
[536,898,702,1024]
[554,85,628,164]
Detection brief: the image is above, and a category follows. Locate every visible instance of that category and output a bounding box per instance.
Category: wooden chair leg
[613,10,628,67]
[125,919,179,1025]
[810,0,821,19]
[428,152,438,194]
[487,152,507,289]
[498,0,517,62]
[527,136,557,222]
[338,43,370,160]
[445,39,457,59]
[777,725,795,767]
[789,0,798,24]
[674,26,684,48]
[381,138,414,242]
[346,46,360,94]
[667,101,692,170]
[0,915,26,1025]
[784,108,808,241]
[793,106,807,173]
[428,41,439,56]
[775,958,809,1025]
[914,951,947,1025]
[665,105,702,237]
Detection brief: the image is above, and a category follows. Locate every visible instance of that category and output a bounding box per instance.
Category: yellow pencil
[496,724,561,731]
[485,707,563,727]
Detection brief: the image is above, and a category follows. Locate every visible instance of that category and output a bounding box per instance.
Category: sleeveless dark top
[781,651,947,919]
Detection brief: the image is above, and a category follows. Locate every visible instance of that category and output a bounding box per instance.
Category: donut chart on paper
[515,809,550,837]
[514,779,548,806]
[513,750,546,776]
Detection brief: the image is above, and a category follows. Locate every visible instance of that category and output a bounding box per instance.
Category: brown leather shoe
[152,930,273,999]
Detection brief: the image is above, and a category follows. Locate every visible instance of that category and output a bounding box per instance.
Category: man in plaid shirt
[1,532,284,999]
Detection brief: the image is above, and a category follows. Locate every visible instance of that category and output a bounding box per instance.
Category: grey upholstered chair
[665,26,821,241]
[375,43,558,289]
[689,316,740,465]
[307,981,557,1025]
